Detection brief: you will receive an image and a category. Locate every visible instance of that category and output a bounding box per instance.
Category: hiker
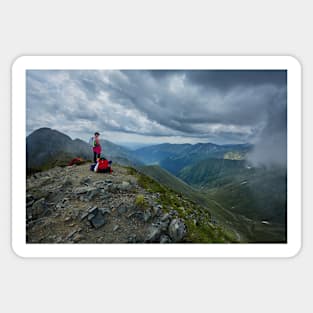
[91,132,102,163]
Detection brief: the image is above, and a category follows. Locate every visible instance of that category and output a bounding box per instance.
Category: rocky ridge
[26,163,188,243]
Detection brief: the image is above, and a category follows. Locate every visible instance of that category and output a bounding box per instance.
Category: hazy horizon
[27,126,254,150]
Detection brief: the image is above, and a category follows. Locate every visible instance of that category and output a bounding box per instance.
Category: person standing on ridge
[92,132,102,163]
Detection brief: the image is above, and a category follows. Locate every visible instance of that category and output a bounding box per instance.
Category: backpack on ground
[94,158,112,173]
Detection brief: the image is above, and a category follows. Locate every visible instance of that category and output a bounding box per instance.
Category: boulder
[145,225,161,242]
[113,225,119,232]
[168,219,187,242]
[89,211,106,229]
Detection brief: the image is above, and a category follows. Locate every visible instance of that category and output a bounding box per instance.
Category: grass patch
[135,194,148,209]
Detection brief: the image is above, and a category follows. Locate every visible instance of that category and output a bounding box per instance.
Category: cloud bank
[26,69,287,165]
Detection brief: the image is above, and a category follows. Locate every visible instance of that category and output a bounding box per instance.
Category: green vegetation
[178,158,247,188]
[132,164,287,243]
[135,194,148,209]
[127,166,238,243]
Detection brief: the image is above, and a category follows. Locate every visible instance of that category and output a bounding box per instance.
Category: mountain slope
[138,164,287,243]
[100,139,142,166]
[134,142,252,175]
[138,165,201,201]
[176,157,287,224]
[134,143,192,164]
[26,128,83,169]
[178,158,247,187]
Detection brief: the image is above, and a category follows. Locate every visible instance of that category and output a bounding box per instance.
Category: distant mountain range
[26,127,287,242]
[134,142,252,175]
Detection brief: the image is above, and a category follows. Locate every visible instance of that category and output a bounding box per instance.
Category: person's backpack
[98,158,109,170]
[97,158,112,173]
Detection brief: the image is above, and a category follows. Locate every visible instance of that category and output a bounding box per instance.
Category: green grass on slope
[135,165,287,243]
[126,166,238,243]
[178,158,247,187]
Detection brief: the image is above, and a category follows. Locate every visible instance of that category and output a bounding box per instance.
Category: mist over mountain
[247,86,287,167]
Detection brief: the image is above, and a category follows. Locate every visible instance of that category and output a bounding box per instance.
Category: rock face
[26,162,190,244]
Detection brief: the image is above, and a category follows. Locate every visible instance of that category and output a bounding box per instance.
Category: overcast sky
[26,69,287,150]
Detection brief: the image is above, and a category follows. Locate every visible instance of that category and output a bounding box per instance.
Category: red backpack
[98,159,109,170]
[97,158,112,173]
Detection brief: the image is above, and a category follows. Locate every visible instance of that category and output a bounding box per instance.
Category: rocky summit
[26,163,193,244]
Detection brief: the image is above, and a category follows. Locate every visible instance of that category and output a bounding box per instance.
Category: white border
[12,56,302,258]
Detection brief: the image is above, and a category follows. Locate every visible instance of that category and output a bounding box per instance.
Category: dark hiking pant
[93,152,100,163]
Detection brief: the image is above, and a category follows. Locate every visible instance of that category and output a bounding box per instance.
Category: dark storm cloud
[26,69,287,164]
[184,70,287,89]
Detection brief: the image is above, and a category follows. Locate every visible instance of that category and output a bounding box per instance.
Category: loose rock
[168,219,187,242]
[99,207,111,215]
[89,211,106,229]
[145,225,161,242]
[117,205,128,214]
[160,234,171,243]
[113,225,119,232]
